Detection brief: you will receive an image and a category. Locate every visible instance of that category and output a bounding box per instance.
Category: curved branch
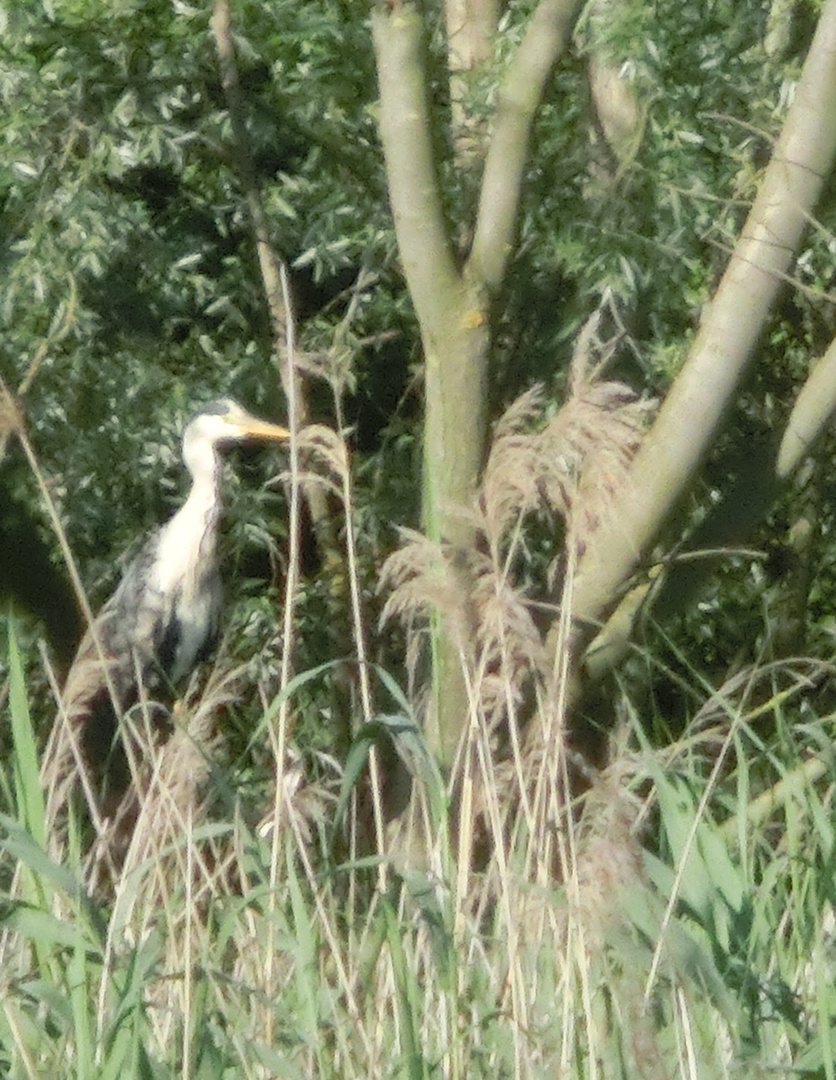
[371,3,463,337]
[570,0,836,634]
[467,0,583,292]
[777,330,836,478]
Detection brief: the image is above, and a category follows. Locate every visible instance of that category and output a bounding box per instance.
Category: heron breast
[150,505,222,683]
[163,583,220,683]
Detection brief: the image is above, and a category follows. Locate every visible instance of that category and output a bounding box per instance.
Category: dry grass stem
[378,304,655,906]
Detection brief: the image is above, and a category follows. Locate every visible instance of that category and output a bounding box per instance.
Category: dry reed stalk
[378,298,655,918]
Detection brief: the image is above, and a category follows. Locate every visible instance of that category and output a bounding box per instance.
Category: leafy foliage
[0,0,410,721]
[2,0,836,1073]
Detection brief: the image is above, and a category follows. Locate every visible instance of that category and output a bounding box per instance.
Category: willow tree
[371,0,836,763]
[372,0,583,759]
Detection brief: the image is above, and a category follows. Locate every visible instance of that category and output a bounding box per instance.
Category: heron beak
[236,416,291,441]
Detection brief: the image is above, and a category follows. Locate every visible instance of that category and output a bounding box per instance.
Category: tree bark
[373,5,487,553]
[468,0,583,293]
[778,330,836,478]
[372,0,582,759]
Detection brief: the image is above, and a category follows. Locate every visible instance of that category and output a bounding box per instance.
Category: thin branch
[0,277,77,463]
[467,0,584,292]
[719,752,830,845]
[210,0,338,565]
[209,0,305,420]
[265,261,302,1043]
[777,328,836,478]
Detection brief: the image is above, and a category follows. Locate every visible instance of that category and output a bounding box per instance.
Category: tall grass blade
[7,619,46,848]
[382,897,427,1080]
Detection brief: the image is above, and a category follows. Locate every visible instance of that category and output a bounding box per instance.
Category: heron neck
[182,451,223,535]
[151,446,223,601]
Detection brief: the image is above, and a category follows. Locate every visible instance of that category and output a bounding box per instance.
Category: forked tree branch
[374,0,583,316]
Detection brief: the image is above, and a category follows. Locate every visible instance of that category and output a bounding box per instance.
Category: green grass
[2,620,836,1079]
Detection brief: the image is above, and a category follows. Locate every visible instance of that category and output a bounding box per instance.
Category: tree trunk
[372,0,582,760]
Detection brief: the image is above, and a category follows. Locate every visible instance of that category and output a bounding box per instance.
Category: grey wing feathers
[43,535,170,839]
[64,536,168,710]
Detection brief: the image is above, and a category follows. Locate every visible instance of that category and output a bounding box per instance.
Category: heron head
[181,399,289,481]
[184,398,290,449]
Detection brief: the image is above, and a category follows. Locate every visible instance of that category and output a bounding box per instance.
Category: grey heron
[47,398,290,836]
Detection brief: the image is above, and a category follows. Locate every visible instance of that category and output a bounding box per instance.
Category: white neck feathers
[152,434,223,596]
